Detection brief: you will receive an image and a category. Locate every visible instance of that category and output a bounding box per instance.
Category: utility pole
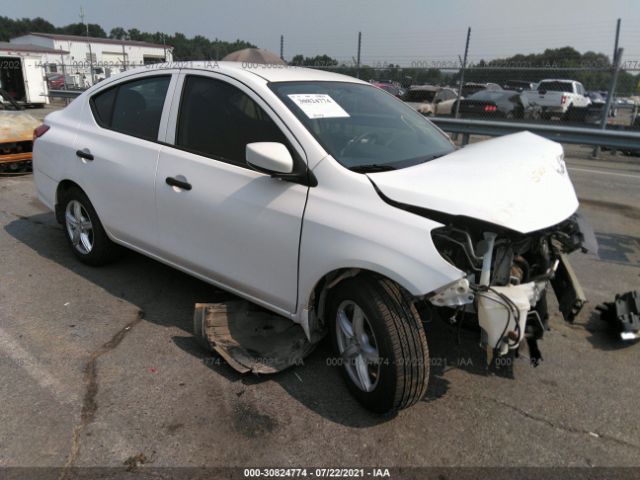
[80,7,95,86]
[613,18,621,64]
[280,35,284,61]
[601,47,623,131]
[454,27,471,120]
[59,47,66,89]
[593,19,622,157]
[122,43,127,71]
[356,31,362,79]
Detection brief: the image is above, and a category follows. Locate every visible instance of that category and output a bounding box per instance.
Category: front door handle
[165,176,192,191]
[76,149,94,161]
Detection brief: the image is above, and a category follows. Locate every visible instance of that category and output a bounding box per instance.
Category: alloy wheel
[335,300,381,392]
[65,200,94,254]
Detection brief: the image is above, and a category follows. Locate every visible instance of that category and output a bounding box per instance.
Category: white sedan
[32,62,594,413]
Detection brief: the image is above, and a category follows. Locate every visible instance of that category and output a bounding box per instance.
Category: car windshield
[269,81,454,171]
[376,84,398,95]
[467,90,515,101]
[462,85,485,96]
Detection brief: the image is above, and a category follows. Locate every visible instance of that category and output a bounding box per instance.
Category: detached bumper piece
[551,253,587,323]
[596,291,640,341]
[194,300,316,374]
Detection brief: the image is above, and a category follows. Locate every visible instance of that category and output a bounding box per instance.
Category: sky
[1,0,639,66]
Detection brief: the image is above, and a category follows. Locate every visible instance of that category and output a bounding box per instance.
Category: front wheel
[327,275,429,413]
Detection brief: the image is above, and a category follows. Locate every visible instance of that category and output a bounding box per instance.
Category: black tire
[327,275,429,413]
[59,186,121,266]
[562,104,576,122]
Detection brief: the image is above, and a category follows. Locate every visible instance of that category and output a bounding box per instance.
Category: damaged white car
[32,63,596,413]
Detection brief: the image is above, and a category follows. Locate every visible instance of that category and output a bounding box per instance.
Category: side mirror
[246,142,294,175]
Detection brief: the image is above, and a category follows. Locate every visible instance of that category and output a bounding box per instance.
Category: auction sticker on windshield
[287,94,350,119]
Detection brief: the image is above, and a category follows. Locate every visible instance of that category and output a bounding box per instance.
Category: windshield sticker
[287,94,350,119]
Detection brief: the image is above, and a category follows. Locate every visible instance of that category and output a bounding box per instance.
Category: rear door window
[90,75,170,141]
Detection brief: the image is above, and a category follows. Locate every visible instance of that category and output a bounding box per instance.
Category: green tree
[109,27,128,40]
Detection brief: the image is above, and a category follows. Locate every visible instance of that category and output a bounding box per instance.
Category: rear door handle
[76,149,94,161]
[165,176,192,191]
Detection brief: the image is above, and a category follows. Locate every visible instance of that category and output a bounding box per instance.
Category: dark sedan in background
[455,90,541,119]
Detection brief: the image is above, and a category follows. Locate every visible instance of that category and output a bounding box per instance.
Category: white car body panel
[298,155,463,301]
[368,132,578,234]
[32,62,580,328]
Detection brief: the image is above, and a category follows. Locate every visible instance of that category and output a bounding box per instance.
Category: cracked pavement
[0,147,639,472]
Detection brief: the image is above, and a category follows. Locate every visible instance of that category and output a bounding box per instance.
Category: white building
[10,32,173,86]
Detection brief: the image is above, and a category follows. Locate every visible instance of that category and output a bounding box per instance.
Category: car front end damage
[428,213,597,366]
[363,131,599,366]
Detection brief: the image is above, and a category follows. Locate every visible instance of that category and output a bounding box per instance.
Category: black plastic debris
[596,291,640,341]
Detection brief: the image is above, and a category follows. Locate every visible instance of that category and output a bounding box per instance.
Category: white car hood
[368,132,579,234]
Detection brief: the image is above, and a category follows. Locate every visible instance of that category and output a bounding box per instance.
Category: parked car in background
[461,82,502,97]
[32,62,594,413]
[457,89,541,119]
[372,81,403,98]
[0,89,40,172]
[523,79,591,119]
[46,73,76,90]
[404,85,458,115]
[586,91,605,105]
[46,73,65,90]
[502,80,536,92]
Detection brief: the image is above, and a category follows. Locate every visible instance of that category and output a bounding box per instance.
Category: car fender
[294,156,464,323]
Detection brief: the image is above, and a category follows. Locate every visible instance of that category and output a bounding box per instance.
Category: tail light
[33,124,50,140]
[483,105,497,112]
[561,95,567,105]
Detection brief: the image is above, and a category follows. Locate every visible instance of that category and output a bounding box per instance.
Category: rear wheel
[327,275,429,413]
[563,104,576,121]
[60,187,121,265]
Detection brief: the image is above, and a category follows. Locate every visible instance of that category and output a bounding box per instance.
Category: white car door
[74,72,178,251]
[155,72,309,315]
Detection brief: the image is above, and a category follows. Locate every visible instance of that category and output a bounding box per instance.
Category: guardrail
[47,89,84,100]
[431,117,640,151]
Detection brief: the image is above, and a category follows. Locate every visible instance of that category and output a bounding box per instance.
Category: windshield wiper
[349,164,397,173]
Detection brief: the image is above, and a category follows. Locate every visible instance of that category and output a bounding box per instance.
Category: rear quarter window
[92,86,117,126]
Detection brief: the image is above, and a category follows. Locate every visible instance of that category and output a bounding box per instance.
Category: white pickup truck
[523,79,591,119]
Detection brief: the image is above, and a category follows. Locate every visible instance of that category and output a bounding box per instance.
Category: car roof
[121,61,366,84]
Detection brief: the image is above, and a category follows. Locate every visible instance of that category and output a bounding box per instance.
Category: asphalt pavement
[0,148,639,477]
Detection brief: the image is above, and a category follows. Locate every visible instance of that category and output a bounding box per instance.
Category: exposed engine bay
[427,213,598,367]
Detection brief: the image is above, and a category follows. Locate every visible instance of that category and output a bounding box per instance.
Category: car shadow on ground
[6,211,532,426]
